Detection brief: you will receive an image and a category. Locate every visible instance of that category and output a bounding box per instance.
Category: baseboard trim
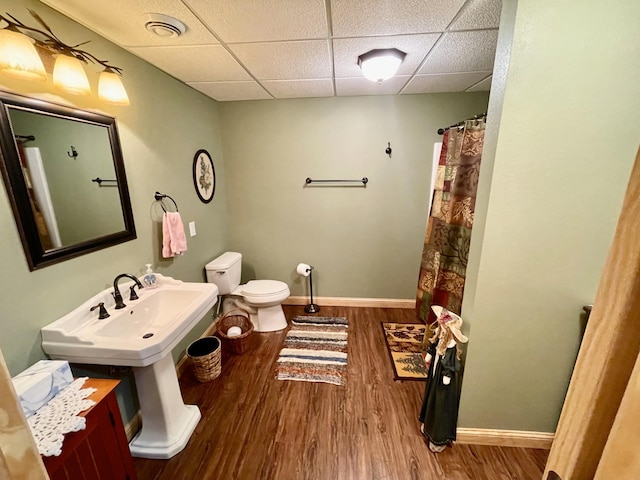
[456,428,554,449]
[124,411,142,442]
[285,296,415,309]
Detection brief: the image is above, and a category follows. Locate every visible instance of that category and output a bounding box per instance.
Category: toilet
[205,252,290,332]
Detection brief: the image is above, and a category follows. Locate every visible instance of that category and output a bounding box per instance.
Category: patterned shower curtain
[416,119,485,324]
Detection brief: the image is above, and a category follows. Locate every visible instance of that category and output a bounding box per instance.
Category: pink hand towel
[166,211,187,256]
[162,213,172,258]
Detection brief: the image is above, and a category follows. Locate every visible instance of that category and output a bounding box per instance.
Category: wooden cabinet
[42,379,137,480]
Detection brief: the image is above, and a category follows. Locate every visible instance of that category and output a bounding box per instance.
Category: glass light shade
[98,70,130,105]
[0,29,47,81]
[358,48,406,83]
[53,55,90,95]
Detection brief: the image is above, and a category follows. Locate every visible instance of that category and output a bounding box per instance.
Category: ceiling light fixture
[144,13,186,38]
[358,48,407,84]
[0,9,129,105]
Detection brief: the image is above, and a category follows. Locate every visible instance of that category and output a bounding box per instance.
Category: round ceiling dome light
[144,13,187,38]
[358,48,407,84]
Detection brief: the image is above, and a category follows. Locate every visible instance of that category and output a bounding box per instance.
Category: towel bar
[305,177,368,185]
[92,177,117,186]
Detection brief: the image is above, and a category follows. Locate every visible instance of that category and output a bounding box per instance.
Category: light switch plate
[189,221,196,237]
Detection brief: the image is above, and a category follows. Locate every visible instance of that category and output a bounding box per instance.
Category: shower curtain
[17,143,55,250]
[416,118,485,324]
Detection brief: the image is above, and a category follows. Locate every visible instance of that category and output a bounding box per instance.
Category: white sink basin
[41,274,219,460]
[41,274,218,367]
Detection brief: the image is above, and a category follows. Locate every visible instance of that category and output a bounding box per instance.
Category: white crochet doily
[27,377,97,457]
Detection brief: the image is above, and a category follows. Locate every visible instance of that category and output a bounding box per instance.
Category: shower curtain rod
[437,112,486,135]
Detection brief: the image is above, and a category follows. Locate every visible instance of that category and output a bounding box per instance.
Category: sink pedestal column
[129,355,201,459]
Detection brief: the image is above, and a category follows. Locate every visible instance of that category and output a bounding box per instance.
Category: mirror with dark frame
[0,90,136,270]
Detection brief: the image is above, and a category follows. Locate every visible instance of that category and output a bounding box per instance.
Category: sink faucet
[113,273,144,309]
[90,302,110,319]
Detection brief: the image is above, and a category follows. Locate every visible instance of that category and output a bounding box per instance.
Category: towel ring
[154,192,179,212]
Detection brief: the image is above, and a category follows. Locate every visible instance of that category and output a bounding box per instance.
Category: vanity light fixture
[98,68,130,105]
[0,28,46,80]
[0,9,130,105]
[358,48,407,84]
[52,54,90,95]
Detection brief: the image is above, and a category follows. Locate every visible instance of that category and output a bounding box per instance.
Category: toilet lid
[240,280,288,297]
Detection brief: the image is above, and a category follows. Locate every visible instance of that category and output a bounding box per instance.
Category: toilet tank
[205,252,242,295]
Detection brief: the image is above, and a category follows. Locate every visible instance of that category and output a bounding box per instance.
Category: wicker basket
[216,309,254,354]
[186,336,222,382]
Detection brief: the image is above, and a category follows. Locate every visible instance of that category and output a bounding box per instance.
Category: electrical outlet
[189,221,196,237]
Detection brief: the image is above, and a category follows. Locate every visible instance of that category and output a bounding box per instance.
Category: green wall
[219,93,489,299]
[458,0,640,432]
[0,0,229,380]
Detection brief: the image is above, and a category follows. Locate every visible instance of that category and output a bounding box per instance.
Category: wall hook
[385,142,392,158]
[67,146,78,158]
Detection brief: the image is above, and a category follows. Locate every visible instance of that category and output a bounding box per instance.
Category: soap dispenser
[143,264,158,289]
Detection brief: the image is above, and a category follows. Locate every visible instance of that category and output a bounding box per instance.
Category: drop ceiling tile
[262,79,334,98]
[419,30,498,74]
[331,0,466,37]
[188,81,272,102]
[333,34,440,79]
[184,0,328,43]
[467,75,493,91]
[450,0,502,31]
[229,41,332,80]
[130,45,251,82]
[336,76,410,97]
[402,72,491,94]
[38,0,501,101]
[40,0,218,46]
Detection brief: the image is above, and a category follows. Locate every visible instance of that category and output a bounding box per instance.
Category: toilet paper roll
[227,326,242,337]
[296,263,311,277]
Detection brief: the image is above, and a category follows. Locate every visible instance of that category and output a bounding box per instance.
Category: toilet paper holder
[297,263,319,314]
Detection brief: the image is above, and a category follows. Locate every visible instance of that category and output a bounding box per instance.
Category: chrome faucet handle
[90,302,110,319]
[129,284,140,301]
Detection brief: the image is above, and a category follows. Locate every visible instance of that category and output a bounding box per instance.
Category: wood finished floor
[133,306,548,480]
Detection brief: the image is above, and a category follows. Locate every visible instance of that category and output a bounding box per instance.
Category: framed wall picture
[192,149,215,203]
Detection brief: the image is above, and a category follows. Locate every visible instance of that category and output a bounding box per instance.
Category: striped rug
[275,316,348,386]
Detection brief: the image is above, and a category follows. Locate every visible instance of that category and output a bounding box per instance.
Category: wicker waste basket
[186,336,222,382]
[216,309,254,354]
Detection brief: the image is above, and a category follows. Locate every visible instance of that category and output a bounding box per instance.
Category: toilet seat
[241,280,288,297]
[231,280,289,305]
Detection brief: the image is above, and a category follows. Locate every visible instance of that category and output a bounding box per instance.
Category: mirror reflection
[0,91,136,270]
[10,108,125,250]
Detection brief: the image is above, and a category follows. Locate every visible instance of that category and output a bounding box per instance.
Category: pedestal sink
[41,274,218,459]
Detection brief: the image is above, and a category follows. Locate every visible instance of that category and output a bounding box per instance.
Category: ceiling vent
[144,13,186,38]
